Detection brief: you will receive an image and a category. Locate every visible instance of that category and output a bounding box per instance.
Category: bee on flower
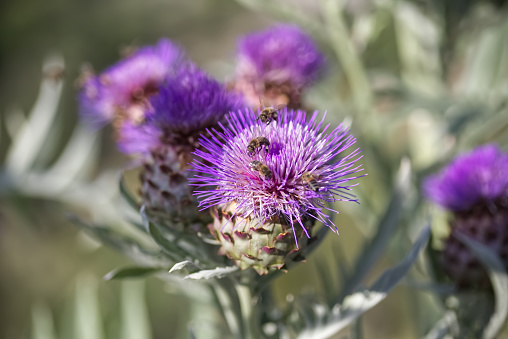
[191,108,365,274]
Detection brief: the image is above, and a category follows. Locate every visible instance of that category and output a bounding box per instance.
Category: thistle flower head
[79,39,183,126]
[147,62,244,147]
[115,62,243,156]
[192,108,364,237]
[424,145,508,211]
[424,144,508,290]
[237,24,325,87]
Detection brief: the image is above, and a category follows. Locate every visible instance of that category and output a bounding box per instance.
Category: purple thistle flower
[79,39,183,126]
[146,63,244,146]
[424,145,508,290]
[237,24,325,88]
[424,145,508,211]
[191,108,364,239]
[234,24,325,109]
[115,62,243,156]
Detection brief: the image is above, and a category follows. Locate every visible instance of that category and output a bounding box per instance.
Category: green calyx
[209,202,314,275]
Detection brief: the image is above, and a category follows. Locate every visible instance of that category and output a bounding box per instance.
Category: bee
[247,137,270,156]
[257,98,286,125]
[249,160,273,180]
[302,172,319,192]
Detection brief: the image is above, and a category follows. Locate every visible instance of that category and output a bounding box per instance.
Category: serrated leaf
[297,226,430,339]
[104,266,165,281]
[455,232,508,339]
[169,260,201,274]
[184,267,239,280]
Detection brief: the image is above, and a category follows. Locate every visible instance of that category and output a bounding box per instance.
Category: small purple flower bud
[233,24,325,109]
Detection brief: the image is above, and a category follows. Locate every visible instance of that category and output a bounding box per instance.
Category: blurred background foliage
[1,0,508,338]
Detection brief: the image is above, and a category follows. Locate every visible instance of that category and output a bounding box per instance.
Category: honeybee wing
[275,103,287,111]
[258,95,266,108]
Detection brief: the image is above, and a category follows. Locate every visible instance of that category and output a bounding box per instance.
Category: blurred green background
[1,0,508,338]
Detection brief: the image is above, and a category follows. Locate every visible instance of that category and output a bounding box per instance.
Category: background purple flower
[191,108,364,235]
[236,24,325,88]
[79,39,183,126]
[147,63,244,145]
[424,144,508,211]
[116,62,243,156]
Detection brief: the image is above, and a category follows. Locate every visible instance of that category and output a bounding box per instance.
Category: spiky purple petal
[191,108,364,234]
[147,63,244,142]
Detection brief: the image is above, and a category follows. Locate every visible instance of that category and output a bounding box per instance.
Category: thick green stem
[236,284,263,339]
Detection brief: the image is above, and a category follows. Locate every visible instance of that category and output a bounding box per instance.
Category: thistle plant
[65,27,435,338]
[423,145,508,336]
[424,144,508,289]
[192,108,364,274]
[12,4,505,336]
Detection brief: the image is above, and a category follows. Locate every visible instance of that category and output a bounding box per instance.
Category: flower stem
[235,284,263,339]
[210,279,243,338]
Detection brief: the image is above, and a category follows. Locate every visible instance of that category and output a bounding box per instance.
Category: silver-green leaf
[184,267,239,280]
[104,266,165,281]
[455,232,508,339]
[169,260,201,274]
[297,226,430,339]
